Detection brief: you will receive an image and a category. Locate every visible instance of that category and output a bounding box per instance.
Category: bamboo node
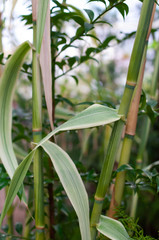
[126,81,136,90]
[125,133,134,139]
[33,128,42,132]
[94,196,104,203]
[33,129,42,136]
[31,141,37,149]
[36,226,45,230]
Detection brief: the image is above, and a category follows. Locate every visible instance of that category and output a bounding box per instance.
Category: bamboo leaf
[41,141,91,240]
[55,104,121,132]
[36,0,49,53]
[40,1,53,129]
[0,41,31,178]
[37,104,122,147]
[97,215,131,240]
[0,151,35,226]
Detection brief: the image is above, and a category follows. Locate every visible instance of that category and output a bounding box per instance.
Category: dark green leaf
[86,47,97,56]
[116,164,134,173]
[75,26,84,38]
[115,3,129,19]
[101,36,117,48]
[0,53,4,63]
[55,60,66,70]
[88,0,106,5]
[84,22,94,33]
[84,9,94,22]
[146,104,159,123]
[71,75,79,85]
[156,176,159,193]
[95,20,112,27]
[68,56,79,67]
[72,16,85,26]
[15,222,23,235]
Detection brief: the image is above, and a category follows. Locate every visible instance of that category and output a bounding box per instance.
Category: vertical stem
[90,1,155,239]
[114,42,148,208]
[32,21,45,239]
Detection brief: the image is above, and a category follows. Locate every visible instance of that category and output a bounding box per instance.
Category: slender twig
[92,0,126,24]
[54,0,126,59]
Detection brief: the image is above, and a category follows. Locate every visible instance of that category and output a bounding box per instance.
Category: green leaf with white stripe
[0,150,35,226]
[37,104,122,146]
[36,0,49,53]
[41,141,91,240]
[57,104,121,131]
[0,41,31,178]
[97,215,131,240]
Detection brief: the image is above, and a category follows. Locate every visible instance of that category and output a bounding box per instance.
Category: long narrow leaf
[41,141,91,240]
[0,104,121,227]
[40,1,53,129]
[0,151,35,226]
[37,104,122,146]
[0,41,31,178]
[97,215,130,240]
[36,0,49,53]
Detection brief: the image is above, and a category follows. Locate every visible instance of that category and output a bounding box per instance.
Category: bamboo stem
[108,2,156,216]
[90,1,155,239]
[114,42,148,208]
[32,18,45,240]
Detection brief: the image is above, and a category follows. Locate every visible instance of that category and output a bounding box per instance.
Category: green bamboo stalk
[32,14,45,240]
[90,1,155,239]
[113,42,148,208]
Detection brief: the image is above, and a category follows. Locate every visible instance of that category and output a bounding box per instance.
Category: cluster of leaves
[114,208,158,240]
[21,0,131,86]
[113,163,159,195]
[139,90,159,123]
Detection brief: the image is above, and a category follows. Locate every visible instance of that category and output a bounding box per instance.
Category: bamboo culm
[32,20,45,240]
[90,1,155,239]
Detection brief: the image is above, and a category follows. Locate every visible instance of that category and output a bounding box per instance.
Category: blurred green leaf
[84,22,94,33]
[97,215,130,240]
[15,222,23,235]
[115,3,129,19]
[88,0,106,5]
[84,9,94,22]
[0,41,31,179]
[0,151,35,226]
[71,75,79,85]
[156,176,159,193]
[41,141,91,240]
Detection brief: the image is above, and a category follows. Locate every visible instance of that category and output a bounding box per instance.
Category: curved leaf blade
[41,141,91,240]
[28,104,121,150]
[55,104,121,132]
[0,41,31,178]
[97,215,130,240]
[37,104,122,146]
[0,151,35,226]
